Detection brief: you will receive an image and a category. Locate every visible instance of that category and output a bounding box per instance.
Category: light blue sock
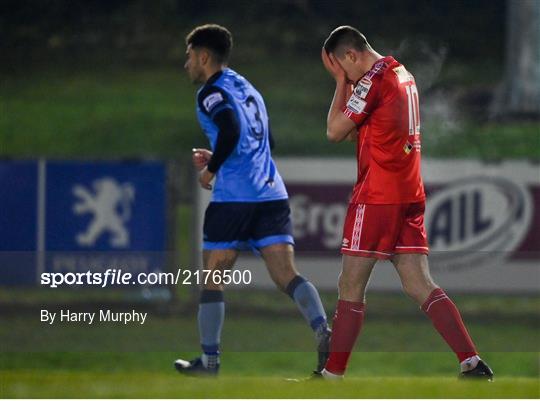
[198,290,224,361]
[286,275,328,334]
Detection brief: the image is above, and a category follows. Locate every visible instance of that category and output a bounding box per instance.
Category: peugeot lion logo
[72,178,135,248]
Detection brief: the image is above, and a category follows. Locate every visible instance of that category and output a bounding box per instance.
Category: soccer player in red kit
[318,26,493,380]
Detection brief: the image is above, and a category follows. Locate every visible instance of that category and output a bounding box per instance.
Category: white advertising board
[196,158,540,292]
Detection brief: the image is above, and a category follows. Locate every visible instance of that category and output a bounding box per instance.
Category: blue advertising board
[0,161,38,284]
[0,160,167,284]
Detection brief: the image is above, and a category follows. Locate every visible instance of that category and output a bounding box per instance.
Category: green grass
[0,68,198,159]
[1,311,538,396]
[1,62,537,160]
[2,284,537,401]
[1,308,538,397]
[2,369,539,398]
[1,290,538,353]
[2,351,538,377]
[3,288,538,318]
[0,63,335,159]
[1,315,538,353]
[422,120,540,159]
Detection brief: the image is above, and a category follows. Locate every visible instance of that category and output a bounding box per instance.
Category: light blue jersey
[196,68,288,202]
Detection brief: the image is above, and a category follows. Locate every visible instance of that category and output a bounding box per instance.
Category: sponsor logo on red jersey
[354,77,372,99]
[346,95,367,114]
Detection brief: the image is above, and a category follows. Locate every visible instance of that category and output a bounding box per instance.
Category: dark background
[1,0,505,69]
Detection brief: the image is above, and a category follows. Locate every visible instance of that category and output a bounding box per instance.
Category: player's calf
[284,275,330,373]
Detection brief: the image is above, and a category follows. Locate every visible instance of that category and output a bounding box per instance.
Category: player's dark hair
[186,24,233,64]
[323,26,370,56]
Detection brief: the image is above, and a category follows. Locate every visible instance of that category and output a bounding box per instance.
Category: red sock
[422,288,478,362]
[325,300,365,375]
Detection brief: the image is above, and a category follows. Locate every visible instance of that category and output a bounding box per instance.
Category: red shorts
[341,202,429,259]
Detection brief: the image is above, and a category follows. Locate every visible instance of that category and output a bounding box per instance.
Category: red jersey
[343,56,425,204]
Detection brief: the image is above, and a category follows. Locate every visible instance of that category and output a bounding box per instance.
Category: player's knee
[270,274,286,292]
[273,274,294,293]
[200,267,228,291]
[401,283,419,301]
[338,278,364,302]
[267,263,298,293]
[402,282,436,304]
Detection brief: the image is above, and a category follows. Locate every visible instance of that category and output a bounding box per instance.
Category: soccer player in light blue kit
[174,24,330,376]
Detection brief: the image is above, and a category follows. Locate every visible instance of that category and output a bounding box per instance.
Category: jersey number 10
[405,84,420,135]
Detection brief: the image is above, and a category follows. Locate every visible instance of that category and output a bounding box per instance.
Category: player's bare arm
[344,127,358,142]
[198,166,214,190]
[321,48,356,142]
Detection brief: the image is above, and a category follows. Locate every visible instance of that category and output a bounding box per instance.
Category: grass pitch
[2,370,539,398]
[1,291,538,398]
[1,65,538,160]
[1,351,539,398]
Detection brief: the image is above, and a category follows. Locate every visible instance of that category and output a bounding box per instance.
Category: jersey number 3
[245,96,264,140]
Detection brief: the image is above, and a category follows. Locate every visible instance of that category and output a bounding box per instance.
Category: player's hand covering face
[321,48,347,83]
